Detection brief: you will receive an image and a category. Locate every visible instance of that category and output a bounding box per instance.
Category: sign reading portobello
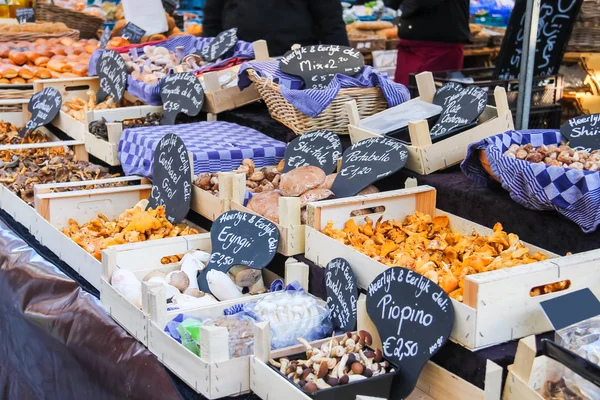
[283,130,342,174]
[160,72,205,125]
[325,258,358,332]
[197,210,279,293]
[560,113,600,151]
[366,268,454,399]
[330,137,409,198]
[279,45,364,90]
[20,87,62,137]
[96,49,128,103]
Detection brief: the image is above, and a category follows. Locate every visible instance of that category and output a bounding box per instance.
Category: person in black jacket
[203,0,349,56]
[384,0,470,85]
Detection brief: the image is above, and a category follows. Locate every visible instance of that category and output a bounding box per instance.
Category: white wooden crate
[0,98,28,126]
[191,172,236,222]
[300,186,598,351]
[346,72,515,175]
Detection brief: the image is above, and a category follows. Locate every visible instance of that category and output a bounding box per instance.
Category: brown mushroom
[299,188,335,207]
[279,166,326,196]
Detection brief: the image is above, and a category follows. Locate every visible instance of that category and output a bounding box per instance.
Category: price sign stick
[515,0,540,130]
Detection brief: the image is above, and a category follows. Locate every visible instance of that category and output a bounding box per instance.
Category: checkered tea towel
[461,129,600,233]
[118,121,286,178]
[238,60,411,118]
[89,35,255,105]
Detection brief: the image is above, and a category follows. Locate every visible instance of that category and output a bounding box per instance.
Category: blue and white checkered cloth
[238,60,411,118]
[89,35,255,105]
[461,129,600,233]
[118,121,286,178]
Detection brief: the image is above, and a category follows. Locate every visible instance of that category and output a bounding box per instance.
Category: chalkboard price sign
[96,49,128,104]
[159,72,205,125]
[120,22,146,44]
[283,130,342,174]
[16,8,35,23]
[197,210,280,293]
[148,133,192,224]
[330,137,409,198]
[20,87,62,137]
[430,85,487,138]
[326,258,358,332]
[560,114,600,152]
[280,45,364,90]
[494,0,583,80]
[432,82,463,108]
[366,268,455,399]
[199,28,238,63]
[162,0,179,15]
[99,27,112,49]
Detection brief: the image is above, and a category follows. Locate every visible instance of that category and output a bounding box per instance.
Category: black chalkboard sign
[198,28,238,63]
[16,8,35,24]
[430,86,487,138]
[280,45,364,90]
[96,49,128,104]
[120,22,146,44]
[197,210,280,293]
[283,130,342,174]
[159,72,205,125]
[432,82,463,108]
[99,27,112,49]
[330,137,409,198]
[366,268,455,399]
[162,0,179,15]
[20,87,62,137]
[325,258,358,332]
[494,0,583,80]
[148,133,192,224]
[560,114,600,152]
[540,288,600,331]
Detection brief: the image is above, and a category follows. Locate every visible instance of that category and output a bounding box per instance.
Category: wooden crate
[346,72,515,175]
[301,186,600,351]
[0,98,29,126]
[191,172,236,221]
[202,40,270,122]
[251,322,503,400]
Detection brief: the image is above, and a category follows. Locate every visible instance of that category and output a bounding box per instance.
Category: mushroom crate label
[20,87,62,137]
[148,133,192,224]
[366,268,454,399]
[96,49,128,103]
[197,210,280,294]
[560,114,600,152]
[159,72,205,125]
[326,258,358,332]
[330,137,408,198]
[279,45,364,90]
[283,130,342,174]
[430,85,487,139]
[198,28,238,63]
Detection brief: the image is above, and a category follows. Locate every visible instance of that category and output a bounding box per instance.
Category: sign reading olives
[198,28,238,63]
[197,210,280,293]
[283,130,342,174]
[20,87,62,137]
[430,85,487,139]
[331,137,409,198]
[148,133,192,224]
[280,45,364,90]
[560,114,600,151]
[96,49,128,103]
[366,268,454,399]
[326,258,358,332]
[159,72,205,125]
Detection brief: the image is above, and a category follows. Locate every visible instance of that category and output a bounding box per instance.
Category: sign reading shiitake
[366,268,455,399]
[283,130,342,174]
[160,72,205,125]
[197,210,280,293]
[560,113,600,151]
[96,49,128,103]
[20,87,62,137]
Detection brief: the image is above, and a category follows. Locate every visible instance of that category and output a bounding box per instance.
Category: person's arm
[308,0,350,47]
[202,0,224,37]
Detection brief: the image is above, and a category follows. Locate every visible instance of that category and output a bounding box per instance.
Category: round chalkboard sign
[430,86,488,138]
[330,137,409,198]
[148,133,192,224]
[20,87,62,137]
[325,258,358,332]
[432,82,463,108]
[280,45,364,90]
[160,72,205,125]
[199,28,238,63]
[560,114,600,152]
[96,49,128,104]
[197,210,280,293]
[366,268,455,399]
[283,130,342,174]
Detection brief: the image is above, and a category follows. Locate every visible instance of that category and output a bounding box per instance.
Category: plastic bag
[214,315,255,358]
[556,316,600,366]
[541,357,600,399]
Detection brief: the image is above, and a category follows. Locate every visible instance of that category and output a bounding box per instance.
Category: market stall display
[36,0,105,39]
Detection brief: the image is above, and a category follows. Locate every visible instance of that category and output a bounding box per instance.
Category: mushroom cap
[299,188,334,207]
[358,185,379,195]
[320,173,337,190]
[247,191,281,218]
[279,166,326,197]
[166,270,190,292]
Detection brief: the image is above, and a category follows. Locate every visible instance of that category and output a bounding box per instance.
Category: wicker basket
[348,35,387,54]
[247,69,388,135]
[36,0,104,39]
[0,28,79,43]
[479,149,500,182]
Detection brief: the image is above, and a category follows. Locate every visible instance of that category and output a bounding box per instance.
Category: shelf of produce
[191,172,235,222]
[347,72,514,175]
[300,186,600,351]
[32,181,205,291]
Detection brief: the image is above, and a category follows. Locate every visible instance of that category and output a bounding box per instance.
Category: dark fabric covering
[394,40,464,85]
[202,0,349,56]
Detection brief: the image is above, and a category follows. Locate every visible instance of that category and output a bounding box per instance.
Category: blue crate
[180,0,204,10]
